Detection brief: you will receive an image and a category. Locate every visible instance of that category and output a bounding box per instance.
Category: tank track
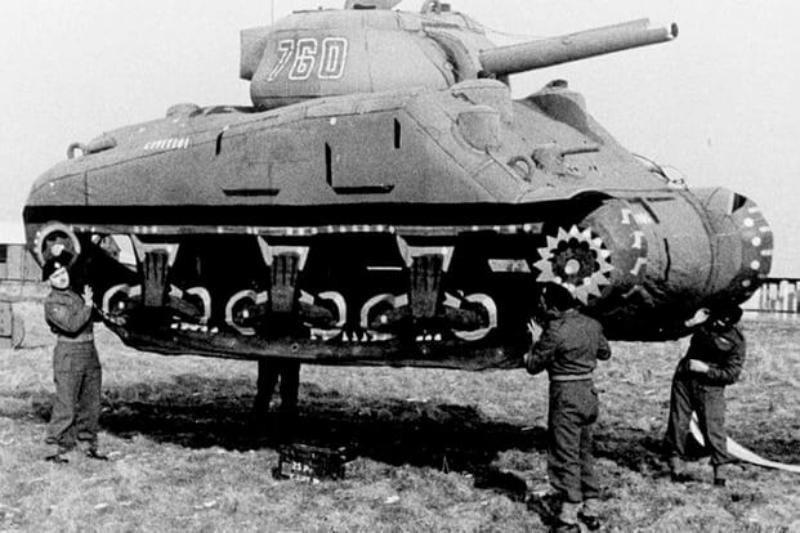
[32,216,615,369]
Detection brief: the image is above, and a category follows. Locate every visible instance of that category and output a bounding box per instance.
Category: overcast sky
[2,1,799,275]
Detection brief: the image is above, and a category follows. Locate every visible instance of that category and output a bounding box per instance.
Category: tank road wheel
[102,284,142,316]
[225,289,269,336]
[447,292,498,341]
[533,225,614,304]
[33,222,82,265]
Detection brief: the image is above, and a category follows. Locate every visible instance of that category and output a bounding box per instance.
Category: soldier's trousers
[547,379,601,503]
[254,359,300,413]
[47,341,102,450]
[665,366,731,466]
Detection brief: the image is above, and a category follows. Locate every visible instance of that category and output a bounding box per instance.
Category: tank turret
[240,1,676,109]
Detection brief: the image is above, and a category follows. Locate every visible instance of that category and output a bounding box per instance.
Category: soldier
[665,303,745,486]
[525,283,611,533]
[42,249,108,463]
[253,359,301,441]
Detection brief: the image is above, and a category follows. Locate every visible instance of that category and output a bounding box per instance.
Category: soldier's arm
[597,334,612,361]
[45,300,93,334]
[656,308,710,338]
[525,327,559,375]
[705,333,746,385]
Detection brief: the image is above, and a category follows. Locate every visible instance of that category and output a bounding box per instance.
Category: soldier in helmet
[665,303,745,486]
[525,283,611,533]
[42,248,108,463]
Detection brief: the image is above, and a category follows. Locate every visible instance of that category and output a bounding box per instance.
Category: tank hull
[24,83,772,369]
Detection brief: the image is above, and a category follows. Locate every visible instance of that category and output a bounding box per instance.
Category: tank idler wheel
[33,222,82,265]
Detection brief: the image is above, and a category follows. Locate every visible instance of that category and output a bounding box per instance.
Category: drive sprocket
[533,225,614,304]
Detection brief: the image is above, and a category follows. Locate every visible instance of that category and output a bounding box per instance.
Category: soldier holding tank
[42,248,108,463]
[665,303,746,486]
[525,283,611,533]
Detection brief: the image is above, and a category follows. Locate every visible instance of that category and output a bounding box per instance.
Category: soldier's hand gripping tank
[665,304,745,486]
[524,283,610,532]
[42,250,108,463]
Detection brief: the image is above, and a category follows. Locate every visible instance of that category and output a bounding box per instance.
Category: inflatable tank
[23,0,772,369]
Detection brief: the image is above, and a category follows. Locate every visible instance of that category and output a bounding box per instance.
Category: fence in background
[746,278,800,313]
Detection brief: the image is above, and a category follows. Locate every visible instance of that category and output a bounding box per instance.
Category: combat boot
[526,491,562,524]
[669,455,692,482]
[44,452,69,464]
[551,520,580,533]
[552,502,581,533]
[713,464,728,487]
[85,448,109,461]
[578,497,602,531]
[44,445,72,464]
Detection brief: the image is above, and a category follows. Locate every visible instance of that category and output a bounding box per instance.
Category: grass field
[1,299,798,532]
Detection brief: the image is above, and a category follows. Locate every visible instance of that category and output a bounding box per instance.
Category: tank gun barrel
[479,18,678,77]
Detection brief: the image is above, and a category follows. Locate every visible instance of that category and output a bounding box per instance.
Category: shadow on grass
[22,373,546,499]
[21,373,798,498]
[596,428,670,474]
[596,424,800,476]
[17,375,540,470]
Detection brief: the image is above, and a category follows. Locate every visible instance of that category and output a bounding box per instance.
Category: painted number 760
[267,37,349,82]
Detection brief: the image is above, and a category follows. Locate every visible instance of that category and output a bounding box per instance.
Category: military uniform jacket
[683,324,745,386]
[44,289,94,341]
[526,309,611,378]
